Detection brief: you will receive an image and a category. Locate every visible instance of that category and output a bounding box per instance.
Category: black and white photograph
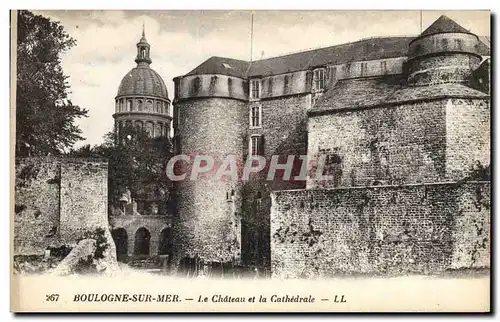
[10,9,491,312]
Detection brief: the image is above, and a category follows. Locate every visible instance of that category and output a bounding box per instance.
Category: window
[250,79,260,99]
[361,62,368,76]
[127,100,133,111]
[141,48,146,58]
[343,64,351,77]
[250,105,262,128]
[156,102,161,113]
[313,68,325,91]
[380,61,387,74]
[256,191,262,208]
[331,67,337,80]
[284,75,289,91]
[137,100,143,111]
[146,122,154,137]
[147,100,153,112]
[250,135,264,156]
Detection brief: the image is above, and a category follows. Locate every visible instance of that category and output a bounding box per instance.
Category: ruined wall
[14,158,61,255]
[308,100,448,188]
[14,158,109,255]
[59,160,108,243]
[270,182,490,278]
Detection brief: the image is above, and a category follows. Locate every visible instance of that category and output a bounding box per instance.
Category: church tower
[114,26,172,139]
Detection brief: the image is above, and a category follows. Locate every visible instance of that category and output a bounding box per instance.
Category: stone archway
[158,227,173,256]
[133,227,151,256]
[111,228,128,262]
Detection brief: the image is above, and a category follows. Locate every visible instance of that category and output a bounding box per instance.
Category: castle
[108,15,490,276]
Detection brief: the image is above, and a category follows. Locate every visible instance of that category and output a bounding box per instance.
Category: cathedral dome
[117,66,168,98]
[113,27,172,140]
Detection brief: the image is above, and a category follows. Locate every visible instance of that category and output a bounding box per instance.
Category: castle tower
[172,66,249,267]
[407,15,483,86]
[114,26,172,138]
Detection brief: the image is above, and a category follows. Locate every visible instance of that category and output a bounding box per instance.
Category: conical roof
[420,15,471,37]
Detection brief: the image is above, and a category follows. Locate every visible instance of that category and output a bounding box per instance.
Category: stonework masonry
[14,157,109,256]
[271,182,490,278]
[173,97,247,264]
[170,15,490,275]
[307,97,490,189]
[110,214,172,257]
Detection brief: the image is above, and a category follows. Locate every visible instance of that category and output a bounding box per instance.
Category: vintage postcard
[10,9,491,312]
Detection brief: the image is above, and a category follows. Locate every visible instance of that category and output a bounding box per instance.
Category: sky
[31,10,490,147]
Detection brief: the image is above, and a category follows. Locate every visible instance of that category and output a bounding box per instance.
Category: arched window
[158,228,172,256]
[146,122,154,137]
[127,100,133,112]
[134,227,150,256]
[111,228,128,262]
[137,100,143,111]
[157,123,163,137]
[135,120,143,130]
[147,100,153,112]
[141,48,146,58]
[156,102,161,113]
[120,99,124,112]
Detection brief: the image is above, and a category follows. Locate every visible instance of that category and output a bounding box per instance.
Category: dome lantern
[135,23,152,66]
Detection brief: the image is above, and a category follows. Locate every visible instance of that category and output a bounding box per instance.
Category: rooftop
[182,16,489,80]
[419,15,473,37]
[186,36,415,78]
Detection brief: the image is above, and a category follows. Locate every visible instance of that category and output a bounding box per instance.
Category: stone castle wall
[14,157,109,255]
[308,100,447,188]
[307,98,490,189]
[59,159,109,243]
[270,182,490,278]
[241,94,309,268]
[445,98,490,179]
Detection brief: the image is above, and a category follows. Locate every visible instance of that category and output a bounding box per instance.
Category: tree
[68,124,174,207]
[16,10,88,157]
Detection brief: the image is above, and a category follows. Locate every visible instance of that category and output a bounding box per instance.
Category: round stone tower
[407,15,483,86]
[114,27,172,138]
[171,62,249,268]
